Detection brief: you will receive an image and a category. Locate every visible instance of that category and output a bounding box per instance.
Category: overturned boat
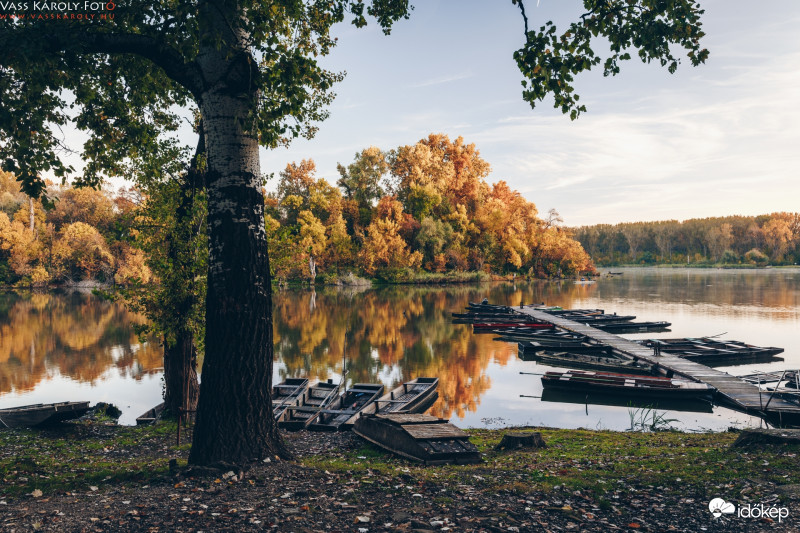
[353,413,481,465]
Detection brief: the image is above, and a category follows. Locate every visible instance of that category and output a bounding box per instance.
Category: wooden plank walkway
[517,307,800,421]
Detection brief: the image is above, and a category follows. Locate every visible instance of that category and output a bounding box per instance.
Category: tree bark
[188,47,288,464]
[29,197,35,234]
[163,331,199,416]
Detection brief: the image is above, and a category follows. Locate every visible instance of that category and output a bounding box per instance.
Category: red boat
[540,370,715,401]
[472,322,553,330]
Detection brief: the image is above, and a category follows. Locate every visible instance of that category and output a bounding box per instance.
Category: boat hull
[346,377,439,428]
[541,371,715,401]
[136,402,166,425]
[353,413,481,465]
[0,401,91,428]
[272,378,310,420]
[278,381,339,431]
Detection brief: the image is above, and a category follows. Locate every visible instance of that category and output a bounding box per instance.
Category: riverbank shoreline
[2,421,798,532]
[597,264,799,270]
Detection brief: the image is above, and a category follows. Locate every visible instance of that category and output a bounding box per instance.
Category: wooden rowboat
[472,322,553,330]
[272,378,310,420]
[517,340,611,354]
[351,377,439,426]
[0,401,91,428]
[640,338,784,359]
[307,383,385,431]
[277,380,339,431]
[530,351,655,375]
[541,370,714,401]
[540,388,714,413]
[136,402,165,425]
[594,321,671,333]
[353,413,481,465]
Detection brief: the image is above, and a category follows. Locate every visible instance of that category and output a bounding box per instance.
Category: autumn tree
[653,221,678,261]
[762,218,793,261]
[360,196,422,275]
[1,1,710,465]
[705,222,733,262]
[337,147,389,230]
[619,223,649,261]
[55,222,115,280]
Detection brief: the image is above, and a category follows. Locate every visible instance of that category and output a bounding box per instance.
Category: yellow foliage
[30,265,50,286]
[298,210,327,259]
[0,211,38,277]
[55,222,114,280]
[114,244,152,285]
[359,217,422,275]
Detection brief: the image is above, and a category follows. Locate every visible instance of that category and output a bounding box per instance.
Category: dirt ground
[1,425,798,532]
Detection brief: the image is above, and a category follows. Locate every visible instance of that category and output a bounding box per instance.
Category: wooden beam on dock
[516,307,800,422]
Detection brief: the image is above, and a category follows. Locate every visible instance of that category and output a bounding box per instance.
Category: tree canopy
[0,0,709,465]
[266,134,595,280]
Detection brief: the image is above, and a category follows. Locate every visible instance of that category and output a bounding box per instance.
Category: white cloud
[468,47,800,225]
[409,72,474,88]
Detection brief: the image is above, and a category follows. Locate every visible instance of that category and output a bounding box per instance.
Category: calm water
[1,268,798,429]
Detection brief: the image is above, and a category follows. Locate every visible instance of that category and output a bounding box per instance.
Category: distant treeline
[0,171,144,286]
[572,214,800,266]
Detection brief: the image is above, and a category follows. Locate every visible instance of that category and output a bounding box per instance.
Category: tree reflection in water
[0,291,159,395]
[1,269,797,424]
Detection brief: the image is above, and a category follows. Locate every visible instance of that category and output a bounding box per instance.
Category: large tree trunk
[188,48,287,464]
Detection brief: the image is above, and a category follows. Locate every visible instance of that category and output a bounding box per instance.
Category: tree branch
[50,32,205,97]
[515,0,529,36]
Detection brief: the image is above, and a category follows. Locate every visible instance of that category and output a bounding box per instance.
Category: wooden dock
[517,307,800,425]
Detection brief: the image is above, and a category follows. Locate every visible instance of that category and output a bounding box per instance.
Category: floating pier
[516,307,800,426]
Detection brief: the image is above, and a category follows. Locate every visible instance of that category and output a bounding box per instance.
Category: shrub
[744,248,769,266]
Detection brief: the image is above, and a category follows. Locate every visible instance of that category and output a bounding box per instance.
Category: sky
[256,0,800,226]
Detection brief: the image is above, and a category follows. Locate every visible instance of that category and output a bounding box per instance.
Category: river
[1,267,798,429]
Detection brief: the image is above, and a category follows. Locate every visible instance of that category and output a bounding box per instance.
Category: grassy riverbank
[2,420,799,531]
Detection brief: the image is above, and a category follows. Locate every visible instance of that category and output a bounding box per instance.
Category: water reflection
[272,269,799,429]
[0,268,798,429]
[0,291,160,396]
[272,285,516,420]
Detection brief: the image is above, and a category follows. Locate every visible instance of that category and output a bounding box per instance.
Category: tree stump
[495,431,547,451]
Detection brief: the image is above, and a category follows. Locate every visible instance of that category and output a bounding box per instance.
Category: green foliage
[415,217,454,264]
[720,249,739,264]
[627,405,679,432]
[374,266,417,283]
[124,178,208,350]
[337,147,389,218]
[512,0,708,119]
[745,248,769,267]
